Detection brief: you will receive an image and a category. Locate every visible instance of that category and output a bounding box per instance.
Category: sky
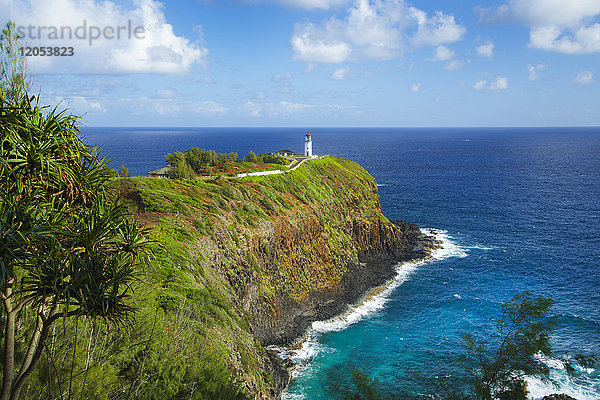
[1,0,599,127]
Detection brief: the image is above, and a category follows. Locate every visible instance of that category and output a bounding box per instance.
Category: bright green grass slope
[19,157,396,400]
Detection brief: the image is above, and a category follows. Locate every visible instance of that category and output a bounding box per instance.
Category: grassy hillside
[18,157,422,399]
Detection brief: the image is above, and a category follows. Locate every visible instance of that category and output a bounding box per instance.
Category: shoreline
[270,228,447,397]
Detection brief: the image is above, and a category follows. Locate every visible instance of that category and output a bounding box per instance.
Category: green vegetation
[165,151,196,179]
[461,292,555,400]
[341,368,383,400]
[461,292,596,400]
[165,147,288,179]
[117,164,130,177]
[0,22,148,400]
[340,292,597,400]
[0,24,407,398]
[165,147,238,175]
[120,155,387,318]
[3,149,388,399]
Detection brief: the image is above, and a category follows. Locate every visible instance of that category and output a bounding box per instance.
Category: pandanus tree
[0,22,148,400]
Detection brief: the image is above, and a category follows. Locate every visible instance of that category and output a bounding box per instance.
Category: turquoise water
[83,127,600,399]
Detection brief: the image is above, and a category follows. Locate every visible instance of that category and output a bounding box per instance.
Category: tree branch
[8,305,59,400]
[15,304,44,383]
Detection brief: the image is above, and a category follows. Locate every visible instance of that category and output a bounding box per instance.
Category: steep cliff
[22,157,431,399]
[117,157,433,398]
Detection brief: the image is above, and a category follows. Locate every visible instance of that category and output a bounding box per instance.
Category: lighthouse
[304,132,313,157]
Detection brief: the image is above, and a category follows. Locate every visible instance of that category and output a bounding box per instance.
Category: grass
[39,156,394,399]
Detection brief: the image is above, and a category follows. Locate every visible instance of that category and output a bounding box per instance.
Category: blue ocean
[82,127,600,399]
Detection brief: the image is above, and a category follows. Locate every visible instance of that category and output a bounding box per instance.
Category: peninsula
[113,155,437,398]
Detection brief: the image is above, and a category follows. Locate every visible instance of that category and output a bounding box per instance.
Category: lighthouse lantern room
[304,132,313,157]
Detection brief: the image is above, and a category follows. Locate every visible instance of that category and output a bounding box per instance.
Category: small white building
[147,166,170,178]
[304,132,313,157]
[276,150,295,157]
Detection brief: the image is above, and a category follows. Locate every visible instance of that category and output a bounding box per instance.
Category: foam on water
[463,244,496,251]
[311,261,419,334]
[425,229,469,260]
[527,374,600,400]
[311,229,464,334]
[280,229,467,399]
[527,354,600,399]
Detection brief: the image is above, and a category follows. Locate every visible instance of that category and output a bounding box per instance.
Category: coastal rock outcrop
[120,157,435,398]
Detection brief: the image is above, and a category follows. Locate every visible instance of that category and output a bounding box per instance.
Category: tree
[0,22,29,103]
[260,153,287,165]
[0,22,148,400]
[461,292,555,400]
[343,368,382,400]
[118,164,130,177]
[184,147,205,172]
[244,151,257,163]
[226,152,238,163]
[165,151,195,179]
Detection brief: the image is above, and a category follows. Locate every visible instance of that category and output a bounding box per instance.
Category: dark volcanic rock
[256,219,438,396]
[252,219,436,347]
[542,395,578,400]
[265,350,292,395]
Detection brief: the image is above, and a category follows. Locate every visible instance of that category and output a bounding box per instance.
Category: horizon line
[80,125,600,129]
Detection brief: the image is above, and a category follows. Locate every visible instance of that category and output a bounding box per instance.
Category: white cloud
[189,101,227,115]
[429,44,463,71]
[8,0,207,74]
[243,101,263,117]
[155,89,177,99]
[410,82,421,92]
[444,60,463,71]
[432,45,454,61]
[529,24,600,54]
[478,0,600,54]
[409,8,466,47]
[527,63,545,80]
[473,79,487,90]
[53,95,107,113]
[131,97,227,116]
[473,77,508,91]
[251,0,349,10]
[271,71,293,82]
[572,70,594,85]
[290,0,465,64]
[490,77,508,91]
[331,66,350,80]
[476,41,495,58]
[247,91,266,100]
[477,0,600,26]
[243,100,356,117]
[291,24,353,63]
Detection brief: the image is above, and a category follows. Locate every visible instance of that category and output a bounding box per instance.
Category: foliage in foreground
[339,292,597,400]
[461,291,597,400]
[461,292,555,400]
[0,21,148,400]
[342,368,383,400]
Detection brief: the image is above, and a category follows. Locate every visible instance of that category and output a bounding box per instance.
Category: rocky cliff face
[246,217,426,346]
[120,157,433,399]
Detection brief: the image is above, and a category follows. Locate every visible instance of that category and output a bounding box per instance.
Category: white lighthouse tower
[304,132,313,157]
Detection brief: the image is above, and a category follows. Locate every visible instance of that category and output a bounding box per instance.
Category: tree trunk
[9,309,58,400]
[1,282,15,400]
[15,305,43,383]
